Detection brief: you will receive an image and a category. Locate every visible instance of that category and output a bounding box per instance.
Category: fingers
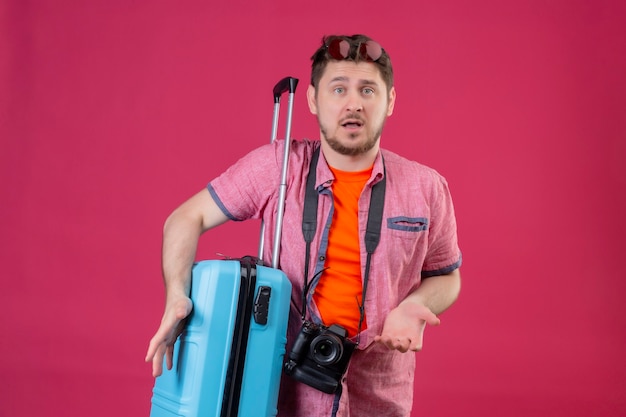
[145,298,192,378]
[166,345,174,371]
[373,303,441,352]
[373,335,420,353]
[146,333,165,377]
[145,332,163,364]
[146,329,177,377]
[145,325,168,363]
[147,336,177,377]
[424,310,441,327]
[152,346,165,377]
[407,337,422,352]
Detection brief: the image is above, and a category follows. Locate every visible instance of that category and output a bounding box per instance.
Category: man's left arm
[374,268,461,352]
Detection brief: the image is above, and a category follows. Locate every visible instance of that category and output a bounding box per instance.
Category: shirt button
[319,255,325,261]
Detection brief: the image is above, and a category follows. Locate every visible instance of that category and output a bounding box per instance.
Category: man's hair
[310,34,394,92]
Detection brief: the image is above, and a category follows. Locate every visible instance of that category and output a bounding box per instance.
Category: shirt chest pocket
[383,216,430,272]
[387,216,429,237]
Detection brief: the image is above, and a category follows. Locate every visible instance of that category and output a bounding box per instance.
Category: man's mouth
[341,119,364,129]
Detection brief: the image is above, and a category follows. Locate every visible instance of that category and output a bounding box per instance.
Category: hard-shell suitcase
[150,77,299,417]
[150,258,291,417]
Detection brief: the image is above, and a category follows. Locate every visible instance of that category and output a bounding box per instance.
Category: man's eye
[363,88,374,95]
[334,87,344,94]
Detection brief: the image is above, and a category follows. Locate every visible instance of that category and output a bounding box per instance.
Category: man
[146,34,462,417]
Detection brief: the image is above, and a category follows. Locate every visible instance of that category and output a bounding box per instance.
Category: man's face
[307,61,396,157]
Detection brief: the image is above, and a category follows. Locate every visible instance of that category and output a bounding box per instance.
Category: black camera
[284,321,356,394]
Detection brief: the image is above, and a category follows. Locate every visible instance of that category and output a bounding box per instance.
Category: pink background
[1,1,625,416]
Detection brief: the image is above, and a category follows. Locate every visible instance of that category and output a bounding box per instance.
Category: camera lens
[310,334,343,365]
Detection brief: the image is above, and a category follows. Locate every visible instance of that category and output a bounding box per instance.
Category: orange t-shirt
[313,165,372,337]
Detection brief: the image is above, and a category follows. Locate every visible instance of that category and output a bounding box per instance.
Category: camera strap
[301,146,386,345]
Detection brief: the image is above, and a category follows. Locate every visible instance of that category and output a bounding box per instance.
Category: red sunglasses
[326,38,384,62]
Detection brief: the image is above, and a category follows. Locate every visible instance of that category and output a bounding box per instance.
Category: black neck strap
[301,146,386,343]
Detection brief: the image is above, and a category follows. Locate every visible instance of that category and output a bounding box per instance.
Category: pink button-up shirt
[209,139,461,417]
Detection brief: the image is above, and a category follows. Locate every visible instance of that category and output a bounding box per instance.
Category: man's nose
[345,91,363,112]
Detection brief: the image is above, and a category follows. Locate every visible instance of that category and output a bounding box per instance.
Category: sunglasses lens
[362,41,383,62]
[327,38,383,62]
[327,39,351,60]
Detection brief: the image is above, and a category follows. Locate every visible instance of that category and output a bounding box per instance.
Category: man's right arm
[145,188,229,377]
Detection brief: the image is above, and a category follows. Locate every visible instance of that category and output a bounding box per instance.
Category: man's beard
[319,115,386,156]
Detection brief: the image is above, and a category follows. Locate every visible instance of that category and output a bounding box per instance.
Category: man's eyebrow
[359,79,380,86]
[329,76,349,83]
[328,76,380,86]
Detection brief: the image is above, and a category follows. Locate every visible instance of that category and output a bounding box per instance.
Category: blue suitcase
[150,258,292,416]
[149,77,299,417]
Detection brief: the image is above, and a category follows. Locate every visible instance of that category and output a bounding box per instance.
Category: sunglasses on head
[325,38,384,62]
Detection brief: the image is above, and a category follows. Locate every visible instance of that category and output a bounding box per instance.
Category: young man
[146,34,462,417]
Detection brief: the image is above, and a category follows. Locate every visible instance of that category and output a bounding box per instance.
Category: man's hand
[373,301,440,353]
[145,295,193,377]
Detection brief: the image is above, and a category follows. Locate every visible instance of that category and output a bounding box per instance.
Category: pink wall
[1,1,625,416]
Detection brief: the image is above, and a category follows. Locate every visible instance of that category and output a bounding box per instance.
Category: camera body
[284,321,356,394]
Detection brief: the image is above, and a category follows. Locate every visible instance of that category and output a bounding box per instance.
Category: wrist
[165,287,191,304]
[398,292,427,310]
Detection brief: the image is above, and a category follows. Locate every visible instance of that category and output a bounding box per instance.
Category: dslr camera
[284,321,356,394]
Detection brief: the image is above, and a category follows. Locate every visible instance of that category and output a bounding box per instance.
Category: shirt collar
[314,147,385,190]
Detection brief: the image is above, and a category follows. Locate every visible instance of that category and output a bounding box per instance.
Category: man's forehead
[319,61,384,86]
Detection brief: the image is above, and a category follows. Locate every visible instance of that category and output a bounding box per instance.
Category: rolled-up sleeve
[421,173,462,277]
[208,143,281,221]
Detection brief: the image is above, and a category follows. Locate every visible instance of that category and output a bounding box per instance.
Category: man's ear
[307,84,318,115]
[387,87,396,117]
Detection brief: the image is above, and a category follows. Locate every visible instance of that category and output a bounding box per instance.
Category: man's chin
[325,137,378,156]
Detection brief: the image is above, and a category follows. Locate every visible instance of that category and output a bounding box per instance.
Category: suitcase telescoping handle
[258,76,299,268]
